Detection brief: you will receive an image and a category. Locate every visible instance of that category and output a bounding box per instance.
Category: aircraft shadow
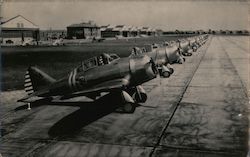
[48,93,121,138]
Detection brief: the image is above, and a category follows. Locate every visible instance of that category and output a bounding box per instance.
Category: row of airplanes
[18,34,209,113]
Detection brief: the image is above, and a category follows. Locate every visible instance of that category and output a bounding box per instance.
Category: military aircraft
[195,35,208,47]
[176,39,193,56]
[187,37,198,52]
[162,42,186,64]
[18,53,158,113]
[130,43,185,78]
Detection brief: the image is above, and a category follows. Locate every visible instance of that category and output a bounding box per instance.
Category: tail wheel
[122,103,136,113]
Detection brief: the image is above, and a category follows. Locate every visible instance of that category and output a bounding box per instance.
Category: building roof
[100,25,156,32]
[130,26,138,32]
[1,15,39,29]
[67,22,100,28]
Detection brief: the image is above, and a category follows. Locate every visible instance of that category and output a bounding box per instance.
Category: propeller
[149,57,158,75]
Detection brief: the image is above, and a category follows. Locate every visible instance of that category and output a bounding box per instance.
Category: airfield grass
[1,35,193,91]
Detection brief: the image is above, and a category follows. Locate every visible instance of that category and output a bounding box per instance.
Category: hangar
[130,26,139,37]
[100,25,131,38]
[67,21,101,39]
[139,27,156,36]
[100,25,119,38]
[0,15,40,45]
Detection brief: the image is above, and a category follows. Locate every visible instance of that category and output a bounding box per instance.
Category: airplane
[195,35,208,47]
[187,37,198,52]
[18,53,158,113]
[130,42,185,78]
[175,39,193,56]
[162,42,186,64]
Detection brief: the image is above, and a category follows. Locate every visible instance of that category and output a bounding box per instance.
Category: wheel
[183,53,188,56]
[133,92,147,103]
[169,68,174,74]
[162,71,170,78]
[122,103,136,113]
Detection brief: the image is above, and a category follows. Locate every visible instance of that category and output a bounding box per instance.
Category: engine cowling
[129,55,158,85]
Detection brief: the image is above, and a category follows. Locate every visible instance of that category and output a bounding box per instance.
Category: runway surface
[1,36,249,157]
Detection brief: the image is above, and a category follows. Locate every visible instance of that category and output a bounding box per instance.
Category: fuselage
[146,44,183,65]
[42,55,157,96]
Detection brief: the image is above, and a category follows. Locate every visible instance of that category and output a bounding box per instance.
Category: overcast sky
[1,1,249,31]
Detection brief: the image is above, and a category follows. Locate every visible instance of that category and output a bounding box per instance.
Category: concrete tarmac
[0,36,249,157]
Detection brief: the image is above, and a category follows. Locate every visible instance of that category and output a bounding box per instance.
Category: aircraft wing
[60,78,130,100]
[18,78,130,102]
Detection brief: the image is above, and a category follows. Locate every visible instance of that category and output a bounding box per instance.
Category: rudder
[24,66,56,95]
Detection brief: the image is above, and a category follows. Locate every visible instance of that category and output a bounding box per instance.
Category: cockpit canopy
[76,53,120,72]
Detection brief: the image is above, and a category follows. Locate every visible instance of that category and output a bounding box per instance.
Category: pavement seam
[217,37,249,98]
[156,145,245,156]
[217,37,249,156]
[149,37,213,157]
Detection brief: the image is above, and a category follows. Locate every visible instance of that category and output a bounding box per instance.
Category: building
[101,25,158,38]
[100,25,122,38]
[130,26,139,37]
[101,25,130,38]
[116,25,133,37]
[40,29,67,41]
[101,25,120,38]
[155,29,163,36]
[67,21,100,39]
[0,15,39,45]
[139,27,156,36]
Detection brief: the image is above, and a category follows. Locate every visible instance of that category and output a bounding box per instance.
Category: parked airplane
[187,38,198,52]
[18,53,158,113]
[130,43,184,78]
[176,39,193,56]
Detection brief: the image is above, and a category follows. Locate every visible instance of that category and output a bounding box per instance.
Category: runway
[1,36,249,157]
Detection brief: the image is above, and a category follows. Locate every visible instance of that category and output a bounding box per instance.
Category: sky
[1,1,249,31]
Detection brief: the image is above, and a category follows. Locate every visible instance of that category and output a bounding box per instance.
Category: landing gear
[169,68,174,74]
[159,64,173,78]
[162,71,171,78]
[166,64,174,74]
[122,102,136,113]
[116,101,136,113]
[115,90,136,113]
[133,86,147,103]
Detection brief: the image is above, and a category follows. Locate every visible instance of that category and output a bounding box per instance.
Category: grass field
[1,35,193,91]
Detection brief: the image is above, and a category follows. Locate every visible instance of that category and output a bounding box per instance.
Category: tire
[133,92,147,103]
[122,103,136,113]
[162,71,170,78]
[169,68,174,74]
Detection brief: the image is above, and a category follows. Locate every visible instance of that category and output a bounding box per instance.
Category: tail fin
[24,66,56,95]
